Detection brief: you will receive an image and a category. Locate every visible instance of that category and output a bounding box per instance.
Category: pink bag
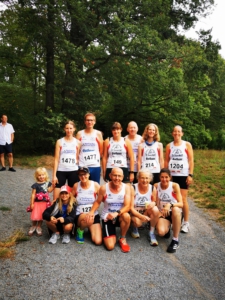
[26,206,32,212]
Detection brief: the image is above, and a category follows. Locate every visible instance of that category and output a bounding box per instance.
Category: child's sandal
[28,226,36,236]
[36,227,42,236]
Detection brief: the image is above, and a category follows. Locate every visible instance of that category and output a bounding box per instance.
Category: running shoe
[167,239,179,253]
[8,167,16,172]
[76,228,84,244]
[181,222,189,233]
[131,227,140,238]
[49,233,58,244]
[118,238,130,253]
[0,167,6,171]
[62,234,70,244]
[149,233,158,246]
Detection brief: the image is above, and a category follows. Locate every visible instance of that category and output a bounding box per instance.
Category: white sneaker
[49,233,58,244]
[62,234,70,244]
[181,222,189,233]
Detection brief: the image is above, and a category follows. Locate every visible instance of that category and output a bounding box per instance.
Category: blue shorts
[0,143,13,154]
[88,166,101,184]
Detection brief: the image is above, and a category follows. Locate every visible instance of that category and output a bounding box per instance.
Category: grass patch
[0,206,11,211]
[0,230,29,259]
[14,155,54,169]
[189,150,225,224]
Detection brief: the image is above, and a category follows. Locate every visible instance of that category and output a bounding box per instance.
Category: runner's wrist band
[188,174,193,177]
[129,171,134,174]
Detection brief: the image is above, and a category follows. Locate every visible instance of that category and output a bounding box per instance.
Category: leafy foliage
[1,0,224,152]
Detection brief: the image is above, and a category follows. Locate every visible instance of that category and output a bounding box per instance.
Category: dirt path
[0,168,225,300]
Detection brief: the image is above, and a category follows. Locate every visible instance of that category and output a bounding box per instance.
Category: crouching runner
[155,168,183,253]
[86,167,131,252]
[130,168,159,246]
[43,185,76,244]
[72,166,102,245]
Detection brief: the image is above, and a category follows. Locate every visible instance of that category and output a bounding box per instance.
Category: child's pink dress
[30,182,52,221]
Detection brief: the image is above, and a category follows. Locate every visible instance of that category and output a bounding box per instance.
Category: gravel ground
[0,168,225,300]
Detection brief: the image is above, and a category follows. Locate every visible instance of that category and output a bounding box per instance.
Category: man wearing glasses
[76,112,103,183]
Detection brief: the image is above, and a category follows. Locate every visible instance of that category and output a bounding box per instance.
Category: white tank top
[106,137,128,168]
[133,183,153,214]
[141,141,160,173]
[156,182,178,212]
[58,137,79,171]
[168,141,189,176]
[101,182,125,220]
[75,181,97,215]
[125,135,142,172]
[78,130,101,167]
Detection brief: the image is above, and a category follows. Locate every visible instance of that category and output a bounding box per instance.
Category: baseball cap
[78,166,90,174]
[60,185,71,193]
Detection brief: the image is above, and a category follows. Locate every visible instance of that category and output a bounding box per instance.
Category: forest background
[1,0,225,154]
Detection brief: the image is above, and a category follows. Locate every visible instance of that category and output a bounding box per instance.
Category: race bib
[169,160,185,173]
[82,150,99,164]
[79,204,92,213]
[111,156,126,167]
[144,160,157,170]
[60,156,76,167]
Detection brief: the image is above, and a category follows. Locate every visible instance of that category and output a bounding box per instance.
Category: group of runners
[30,112,194,254]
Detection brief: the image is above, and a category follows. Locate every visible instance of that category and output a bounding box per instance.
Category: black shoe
[167,239,179,253]
[0,167,6,171]
[163,229,171,239]
[8,167,16,172]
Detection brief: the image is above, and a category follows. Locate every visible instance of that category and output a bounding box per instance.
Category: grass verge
[0,230,29,259]
[189,150,225,225]
[14,155,54,169]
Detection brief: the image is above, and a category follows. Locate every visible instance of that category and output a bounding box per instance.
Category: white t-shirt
[0,123,15,145]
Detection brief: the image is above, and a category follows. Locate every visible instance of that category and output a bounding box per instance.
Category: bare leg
[131,216,143,228]
[0,153,5,167]
[53,187,60,201]
[46,221,59,233]
[89,223,102,245]
[181,189,189,222]
[104,236,116,250]
[8,153,13,168]
[146,206,159,228]
[63,223,73,234]
[156,217,171,236]
[119,212,131,237]
[171,207,181,239]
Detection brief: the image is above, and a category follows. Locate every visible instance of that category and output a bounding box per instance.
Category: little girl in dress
[28,167,54,236]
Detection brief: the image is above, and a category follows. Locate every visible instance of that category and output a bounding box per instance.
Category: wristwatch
[116,210,121,216]
[170,203,174,209]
